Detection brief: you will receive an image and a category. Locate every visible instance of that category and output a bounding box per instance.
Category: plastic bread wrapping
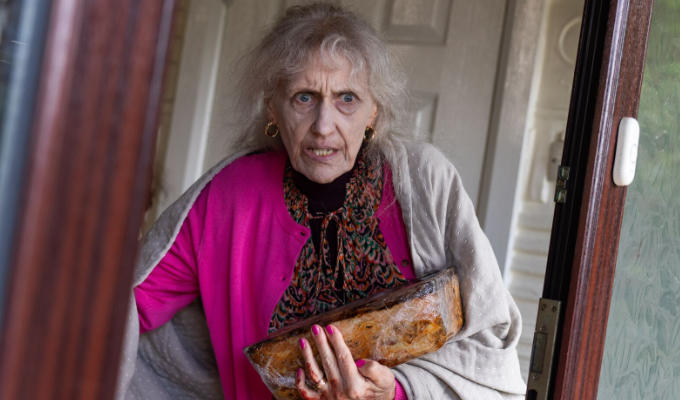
[244,267,464,400]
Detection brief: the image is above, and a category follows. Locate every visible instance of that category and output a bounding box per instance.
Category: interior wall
[479,0,544,274]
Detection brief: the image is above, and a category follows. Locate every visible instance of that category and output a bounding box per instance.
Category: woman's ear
[265,97,276,122]
[368,104,378,126]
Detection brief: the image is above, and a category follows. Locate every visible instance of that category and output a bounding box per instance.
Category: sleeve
[394,379,408,400]
[133,184,209,333]
[392,144,526,399]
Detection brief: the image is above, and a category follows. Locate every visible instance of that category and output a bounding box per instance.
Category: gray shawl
[117,138,526,399]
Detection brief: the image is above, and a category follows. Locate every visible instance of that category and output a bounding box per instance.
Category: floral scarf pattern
[269,152,408,333]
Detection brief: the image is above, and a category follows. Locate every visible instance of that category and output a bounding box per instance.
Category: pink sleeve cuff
[394,378,408,400]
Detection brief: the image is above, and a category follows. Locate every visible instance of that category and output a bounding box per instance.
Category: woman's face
[267,55,378,184]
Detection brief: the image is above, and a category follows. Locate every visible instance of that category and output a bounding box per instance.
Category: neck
[291,163,357,214]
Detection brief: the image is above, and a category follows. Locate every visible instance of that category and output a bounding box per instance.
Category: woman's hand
[296,324,396,400]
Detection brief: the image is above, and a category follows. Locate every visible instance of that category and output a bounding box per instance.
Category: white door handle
[613,117,639,186]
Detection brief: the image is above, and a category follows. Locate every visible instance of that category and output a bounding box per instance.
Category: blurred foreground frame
[0,0,176,399]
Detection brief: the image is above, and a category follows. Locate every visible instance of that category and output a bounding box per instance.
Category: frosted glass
[597,1,680,399]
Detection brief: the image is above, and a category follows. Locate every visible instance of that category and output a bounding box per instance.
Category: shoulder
[389,138,460,187]
[208,151,287,195]
[403,140,454,168]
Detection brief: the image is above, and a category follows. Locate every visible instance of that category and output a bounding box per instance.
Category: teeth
[312,148,334,156]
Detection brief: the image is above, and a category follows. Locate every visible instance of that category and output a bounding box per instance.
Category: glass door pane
[597,1,680,398]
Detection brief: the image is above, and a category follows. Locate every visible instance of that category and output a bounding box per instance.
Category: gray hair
[231,2,408,159]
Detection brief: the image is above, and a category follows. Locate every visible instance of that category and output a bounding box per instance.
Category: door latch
[526,298,561,400]
[554,166,570,203]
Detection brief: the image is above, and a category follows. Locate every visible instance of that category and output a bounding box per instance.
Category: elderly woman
[118,3,525,400]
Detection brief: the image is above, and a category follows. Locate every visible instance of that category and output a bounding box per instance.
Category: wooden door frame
[540,0,653,398]
[0,0,176,398]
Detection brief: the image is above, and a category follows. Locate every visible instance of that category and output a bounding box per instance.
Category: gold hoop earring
[364,126,375,142]
[264,121,279,138]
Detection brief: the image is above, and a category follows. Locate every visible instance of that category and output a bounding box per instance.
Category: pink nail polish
[325,325,333,336]
[297,368,303,379]
[299,338,306,349]
[355,359,366,368]
[312,325,319,336]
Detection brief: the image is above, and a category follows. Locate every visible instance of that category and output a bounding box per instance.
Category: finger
[355,359,395,389]
[324,324,364,388]
[310,324,342,387]
[296,368,321,400]
[299,337,325,388]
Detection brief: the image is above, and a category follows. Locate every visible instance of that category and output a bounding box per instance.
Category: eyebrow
[289,87,360,96]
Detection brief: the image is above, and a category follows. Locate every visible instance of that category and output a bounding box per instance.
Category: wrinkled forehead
[282,48,369,90]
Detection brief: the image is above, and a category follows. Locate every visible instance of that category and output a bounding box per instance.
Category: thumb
[355,359,394,388]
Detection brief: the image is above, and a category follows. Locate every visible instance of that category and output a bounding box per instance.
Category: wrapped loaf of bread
[244,267,464,400]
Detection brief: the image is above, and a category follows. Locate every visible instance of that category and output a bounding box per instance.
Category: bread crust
[244,268,464,399]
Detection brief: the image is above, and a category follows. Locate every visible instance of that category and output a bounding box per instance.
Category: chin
[305,170,341,184]
[308,174,335,184]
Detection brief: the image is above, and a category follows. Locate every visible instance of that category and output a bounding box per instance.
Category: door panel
[384,0,506,205]
[597,0,680,397]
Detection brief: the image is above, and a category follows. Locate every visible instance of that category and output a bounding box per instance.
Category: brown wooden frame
[541,0,654,398]
[0,0,176,398]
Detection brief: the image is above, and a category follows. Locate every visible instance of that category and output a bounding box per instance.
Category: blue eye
[296,93,312,103]
[342,93,355,103]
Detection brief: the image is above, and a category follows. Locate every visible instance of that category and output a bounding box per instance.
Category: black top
[291,162,358,294]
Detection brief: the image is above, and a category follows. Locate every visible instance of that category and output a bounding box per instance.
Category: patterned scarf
[269,151,408,333]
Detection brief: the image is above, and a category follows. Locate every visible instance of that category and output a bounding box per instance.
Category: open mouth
[308,148,336,157]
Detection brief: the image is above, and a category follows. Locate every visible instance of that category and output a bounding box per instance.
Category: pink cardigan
[135,152,410,399]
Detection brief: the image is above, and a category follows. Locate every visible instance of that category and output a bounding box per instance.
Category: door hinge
[526,298,562,400]
[554,166,570,204]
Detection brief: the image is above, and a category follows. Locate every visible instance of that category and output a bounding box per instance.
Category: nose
[312,99,335,136]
